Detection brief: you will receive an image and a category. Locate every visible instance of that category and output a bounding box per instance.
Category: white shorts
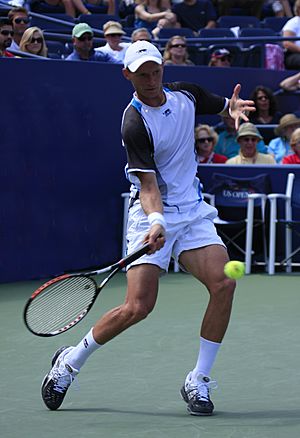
[126,200,225,272]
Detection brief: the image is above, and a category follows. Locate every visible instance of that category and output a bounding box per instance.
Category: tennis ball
[224,261,245,280]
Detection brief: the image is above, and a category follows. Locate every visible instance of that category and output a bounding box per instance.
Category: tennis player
[41,41,255,415]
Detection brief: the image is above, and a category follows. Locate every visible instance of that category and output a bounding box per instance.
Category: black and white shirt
[122,82,228,211]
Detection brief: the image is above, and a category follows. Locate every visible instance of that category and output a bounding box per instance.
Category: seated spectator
[88,0,115,15]
[8,6,30,51]
[282,0,300,70]
[216,0,264,18]
[172,0,217,35]
[119,0,137,23]
[195,124,227,163]
[131,27,152,42]
[163,35,194,65]
[249,85,282,125]
[280,72,300,91]
[214,115,267,158]
[19,27,48,57]
[134,0,178,39]
[43,0,91,18]
[65,23,121,62]
[208,48,232,67]
[226,123,276,164]
[282,127,300,164]
[268,113,300,163]
[95,21,130,62]
[0,17,15,58]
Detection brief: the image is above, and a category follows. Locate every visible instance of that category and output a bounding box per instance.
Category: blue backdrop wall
[1,58,298,282]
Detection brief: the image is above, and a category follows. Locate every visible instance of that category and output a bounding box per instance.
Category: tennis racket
[23,243,150,337]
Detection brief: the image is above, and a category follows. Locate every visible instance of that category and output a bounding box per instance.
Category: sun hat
[72,23,93,38]
[103,20,125,36]
[236,122,263,140]
[124,40,163,72]
[275,113,300,136]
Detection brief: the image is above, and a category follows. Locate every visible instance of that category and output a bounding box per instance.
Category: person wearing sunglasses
[8,6,30,51]
[226,123,276,165]
[19,27,48,57]
[0,18,15,58]
[95,20,130,62]
[208,48,232,68]
[66,23,121,63]
[194,124,227,164]
[163,35,194,65]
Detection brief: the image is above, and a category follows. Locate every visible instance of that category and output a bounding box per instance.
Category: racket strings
[26,276,97,335]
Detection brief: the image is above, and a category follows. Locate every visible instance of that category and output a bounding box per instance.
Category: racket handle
[119,243,151,268]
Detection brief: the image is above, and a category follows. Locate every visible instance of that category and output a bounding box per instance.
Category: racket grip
[119,243,151,268]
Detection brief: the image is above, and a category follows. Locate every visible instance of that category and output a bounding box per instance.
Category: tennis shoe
[180,371,217,416]
[41,346,78,410]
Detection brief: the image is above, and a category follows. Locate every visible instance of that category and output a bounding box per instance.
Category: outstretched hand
[229,84,256,130]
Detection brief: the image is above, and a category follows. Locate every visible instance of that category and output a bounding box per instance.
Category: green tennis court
[1,272,300,438]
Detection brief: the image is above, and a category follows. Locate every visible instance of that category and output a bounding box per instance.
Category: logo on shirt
[162,108,172,117]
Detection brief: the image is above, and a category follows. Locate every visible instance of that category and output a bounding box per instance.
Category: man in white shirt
[95,20,130,62]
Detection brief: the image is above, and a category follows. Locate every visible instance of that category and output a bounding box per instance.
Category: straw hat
[275,113,300,136]
[236,122,262,140]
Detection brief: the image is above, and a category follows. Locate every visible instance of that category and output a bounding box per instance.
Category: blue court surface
[1,272,300,438]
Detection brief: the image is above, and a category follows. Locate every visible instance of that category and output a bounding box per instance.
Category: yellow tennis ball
[224,261,245,279]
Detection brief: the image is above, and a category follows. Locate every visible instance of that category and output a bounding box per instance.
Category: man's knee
[126,301,154,324]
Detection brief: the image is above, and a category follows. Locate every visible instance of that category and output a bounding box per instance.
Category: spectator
[268,113,300,163]
[208,48,232,67]
[216,0,264,18]
[282,127,300,164]
[131,27,152,42]
[226,123,276,164]
[163,35,194,65]
[119,0,137,24]
[134,0,178,39]
[282,0,300,69]
[249,85,282,125]
[88,0,115,15]
[65,23,121,62]
[280,72,300,91]
[95,21,130,62]
[0,18,15,58]
[8,6,30,51]
[43,0,91,18]
[214,115,267,158]
[172,0,217,35]
[195,124,227,163]
[19,27,48,57]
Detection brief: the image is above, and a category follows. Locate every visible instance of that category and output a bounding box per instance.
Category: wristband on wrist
[148,212,166,230]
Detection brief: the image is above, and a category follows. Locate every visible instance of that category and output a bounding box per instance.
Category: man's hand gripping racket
[23,243,150,337]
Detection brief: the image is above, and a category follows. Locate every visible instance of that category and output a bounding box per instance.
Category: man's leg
[179,244,236,415]
[41,264,161,410]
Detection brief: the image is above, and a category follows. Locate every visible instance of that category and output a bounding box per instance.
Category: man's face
[12,13,30,36]
[0,25,14,50]
[73,32,93,53]
[123,61,164,105]
[238,136,259,158]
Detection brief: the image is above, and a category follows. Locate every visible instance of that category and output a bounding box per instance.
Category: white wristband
[148,212,166,230]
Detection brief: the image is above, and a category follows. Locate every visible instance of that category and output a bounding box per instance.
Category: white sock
[191,336,221,379]
[64,328,101,370]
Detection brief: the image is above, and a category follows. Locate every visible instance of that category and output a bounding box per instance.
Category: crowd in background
[1,1,300,165]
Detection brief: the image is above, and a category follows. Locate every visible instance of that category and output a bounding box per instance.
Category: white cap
[124,40,163,72]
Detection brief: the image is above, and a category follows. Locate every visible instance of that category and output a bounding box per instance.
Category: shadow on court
[1,272,300,438]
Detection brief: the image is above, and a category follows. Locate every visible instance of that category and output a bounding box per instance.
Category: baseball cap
[236,123,262,140]
[124,40,163,72]
[72,23,93,38]
[211,48,231,59]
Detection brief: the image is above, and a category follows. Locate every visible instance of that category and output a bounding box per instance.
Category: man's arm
[280,72,300,91]
[136,171,166,253]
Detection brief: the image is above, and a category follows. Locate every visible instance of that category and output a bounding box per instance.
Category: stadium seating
[260,16,289,33]
[198,28,237,47]
[217,15,261,29]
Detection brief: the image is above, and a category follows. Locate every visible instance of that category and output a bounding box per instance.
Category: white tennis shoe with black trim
[180,371,217,416]
[41,345,78,410]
